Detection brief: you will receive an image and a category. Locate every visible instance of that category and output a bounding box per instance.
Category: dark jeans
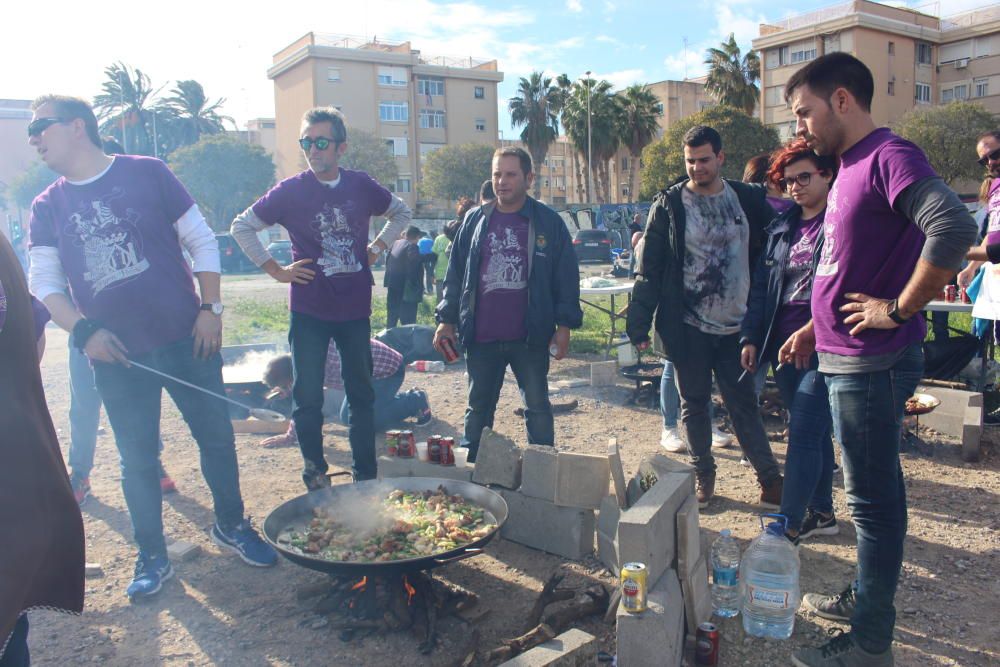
[0,614,29,667]
[773,357,834,531]
[671,324,780,482]
[290,312,376,480]
[93,337,244,557]
[823,343,923,654]
[339,365,424,430]
[386,287,418,327]
[462,341,553,460]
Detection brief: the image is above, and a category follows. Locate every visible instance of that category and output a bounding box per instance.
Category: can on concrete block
[621,562,648,613]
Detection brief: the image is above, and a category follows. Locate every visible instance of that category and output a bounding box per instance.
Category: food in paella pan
[278,486,495,562]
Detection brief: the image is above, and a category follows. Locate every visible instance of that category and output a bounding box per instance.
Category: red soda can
[945,285,957,303]
[428,435,442,463]
[439,437,456,465]
[386,430,400,456]
[695,622,720,666]
[440,337,459,363]
[961,287,971,304]
[398,431,415,458]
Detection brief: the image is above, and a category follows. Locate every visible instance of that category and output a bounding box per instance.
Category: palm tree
[556,74,587,203]
[582,79,619,203]
[93,62,159,155]
[617,85,662,203]
[159,80,234,146]
[508,72,561,199]
[704,33,761,115]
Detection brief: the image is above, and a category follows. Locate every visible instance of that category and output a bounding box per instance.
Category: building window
[379,101,409,122]
[553,176,565,189]
[475,118,486,132]
[420,142,443,156]
[377,67,408,87]
[915,83,931,103]
[396,177,412,193]
[887,80,895,96]
[417,77,445,96]
[976,78,989,98]
[327,68,341,82]
[765,85,785,107]
[621,185,631,197]
[790,47,817,64]
[419,109,446,129]
[766,46,790,69]
[474,86,485,99]
[916,42,932,65]
[655,102,664,114]
[888,42,895,55]
[551,157,564,169]
[385,137,408,157]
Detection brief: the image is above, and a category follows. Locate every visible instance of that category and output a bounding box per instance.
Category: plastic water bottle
[741,515,800,639]
[408,360,444,372]
[710,529,741,618]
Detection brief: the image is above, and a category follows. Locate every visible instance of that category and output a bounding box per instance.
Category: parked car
[267,240,293,265]
[216,233,259,274]
[572,229,614,263]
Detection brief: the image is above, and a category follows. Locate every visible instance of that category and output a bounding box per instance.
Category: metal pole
[585,70,592,204]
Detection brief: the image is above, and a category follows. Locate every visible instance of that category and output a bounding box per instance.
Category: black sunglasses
[299,136,340,151]
[978,147,1000,167]
[777,171,821,191]
[28,117,69,137]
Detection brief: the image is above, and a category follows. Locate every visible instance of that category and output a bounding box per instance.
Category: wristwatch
[368,242,384,256]
[887,299,909,325]
[200,302,225,315]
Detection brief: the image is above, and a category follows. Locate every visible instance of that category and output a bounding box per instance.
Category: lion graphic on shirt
[67,188,150,295]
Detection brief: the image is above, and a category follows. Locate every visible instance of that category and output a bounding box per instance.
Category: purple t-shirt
[474,210,530,343]
[29,156,199,355]
[251,169,392,322]
[767,195,795,215]
[773,211,824,346]
[811,128,935,357]
[0,284,50,341]
[985,179,1000,246]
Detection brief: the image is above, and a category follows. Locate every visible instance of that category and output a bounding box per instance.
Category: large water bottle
[710,529,741,618]
[741,514,800,639]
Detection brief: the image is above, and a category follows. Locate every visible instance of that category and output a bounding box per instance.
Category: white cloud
[555,36,585,50]
[592,68,647,91]
[567,0,583,12]
[659,0,767,82]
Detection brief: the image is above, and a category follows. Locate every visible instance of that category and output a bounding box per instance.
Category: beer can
[961,286,972,304]
[621,562,648,613]
[428,435,442,464]
[440,337,459,363]
[398,430,415,458]
[945,285,957,303]
[386,430,400,457]
[695,622,720,666]
[439,437,456,466]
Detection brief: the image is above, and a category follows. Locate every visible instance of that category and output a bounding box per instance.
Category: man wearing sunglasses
[231,107,411,491]
[957,131,1000,292]
[26,95,277,604]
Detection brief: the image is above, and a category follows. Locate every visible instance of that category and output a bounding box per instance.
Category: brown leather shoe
[759,475,783,509]
[696,472,716,508]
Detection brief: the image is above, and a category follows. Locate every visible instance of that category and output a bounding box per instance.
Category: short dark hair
[263,355,293,389]
[101,136,125,155]
[742,153,771,184]
[405,225,422,240]
[479,179,495,202]
[456,196,475,220]
[978,130,1000,144]
[683,125,722,154]
[31,95,102,149]
[493,146,533,176]
[784,52,874,113]
[302,107,347,143]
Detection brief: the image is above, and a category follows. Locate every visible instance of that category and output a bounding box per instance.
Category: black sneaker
[302,461,331,492]
[800,510,839,540]
[791,629,894,666]
[412,389,432,426]
[802,584,856,624]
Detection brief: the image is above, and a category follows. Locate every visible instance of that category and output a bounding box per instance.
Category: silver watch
[200,302,225,316]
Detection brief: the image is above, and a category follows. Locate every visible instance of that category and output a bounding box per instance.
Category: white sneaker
[660,427,686,452]
[711,427,733,448]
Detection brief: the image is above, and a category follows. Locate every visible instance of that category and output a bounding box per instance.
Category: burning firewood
[485,624,557,663]
[522,569,576,633]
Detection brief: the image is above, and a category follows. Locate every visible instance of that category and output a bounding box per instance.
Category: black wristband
[887,300,909,325]
[72,318,104,351]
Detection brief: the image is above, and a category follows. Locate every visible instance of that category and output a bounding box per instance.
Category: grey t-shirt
[681,182,751,335]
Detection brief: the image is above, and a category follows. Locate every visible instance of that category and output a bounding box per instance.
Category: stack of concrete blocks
[497,628,598,666]
[590,360,618,387]
[602,453,709,667]
[489,429,610,560]
[916,384,983,461]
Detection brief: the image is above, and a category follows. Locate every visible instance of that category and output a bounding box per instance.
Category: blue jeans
[0,614,29,667]
[660,360,715,428]
[93,337,244,558]
[823,344,923,654]
[290,312,376,480]
[773,357,834,531]
[339,365,424,431]
[462,341,552,460]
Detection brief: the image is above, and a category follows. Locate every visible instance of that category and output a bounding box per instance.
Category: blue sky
[1,0,989,142]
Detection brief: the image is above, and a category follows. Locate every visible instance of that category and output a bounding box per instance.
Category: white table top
[579,281,634,296]
[924,300,973,313]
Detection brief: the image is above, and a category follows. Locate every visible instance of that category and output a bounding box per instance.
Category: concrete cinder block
[472,428,523,489]
[962,404,983,462]
[590,360,618,387]
[377,455,413,479]
[520,445,559,501]
[617,471,691,587]
[680,554,712,635]
[500,490,595,559]
[608,439,628,509]
[597,494,621,572]
[498,628,598,666]
[675,496,701,579]
[554,451,610,509]
[167,541,201,562]
[638,453,696,479]
[407,459,475,482]
[617,568,684,667]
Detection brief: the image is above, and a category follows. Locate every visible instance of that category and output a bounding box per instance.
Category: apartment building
[268,33,503,211]
[244,118,277,156]
[753,1,1000,141]
[0,99,42,241]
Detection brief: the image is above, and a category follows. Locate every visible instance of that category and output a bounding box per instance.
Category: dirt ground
[26,311,1000,666]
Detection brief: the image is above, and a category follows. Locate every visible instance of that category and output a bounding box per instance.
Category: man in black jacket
[385,225,424,327]
[627,125,782,508]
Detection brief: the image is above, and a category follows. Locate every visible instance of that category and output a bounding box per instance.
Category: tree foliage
[893,101,998,188]
[157,80,234,146]
[340,129,399,189]
[8,162,59,210]
[509,72,562,199]
[618,84,662,203]
[169,135,275,231]
[704,34,760,115]
[420,143,495,202]
[640,105,779,199]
